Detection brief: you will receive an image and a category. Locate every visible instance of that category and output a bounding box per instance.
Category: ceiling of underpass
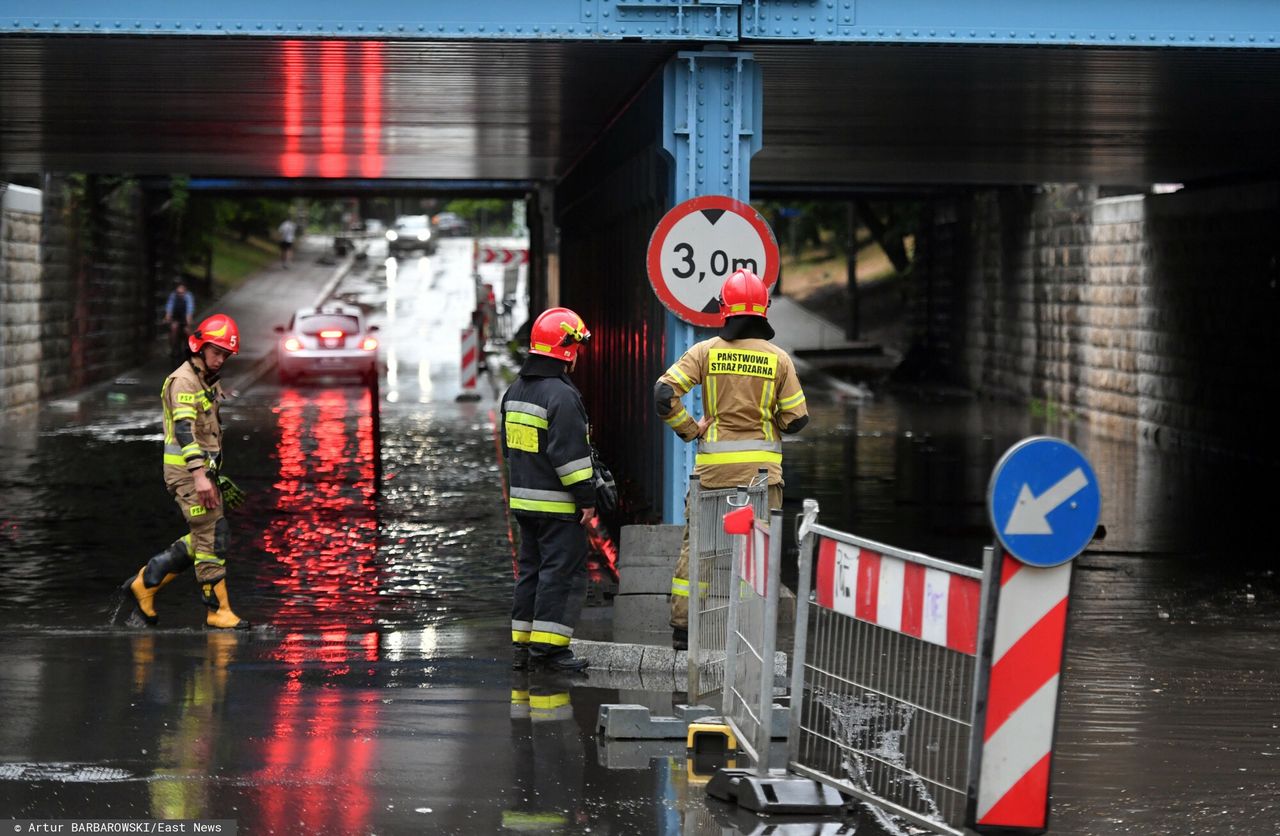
[2,36,1279,186]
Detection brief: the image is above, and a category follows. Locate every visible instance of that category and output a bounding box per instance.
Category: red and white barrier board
[459,327,478,391]
[970,552,1072,832]
[724,504,769,597]
[814,537,981,655]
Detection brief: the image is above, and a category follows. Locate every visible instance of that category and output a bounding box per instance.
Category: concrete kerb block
[596,703,719,740]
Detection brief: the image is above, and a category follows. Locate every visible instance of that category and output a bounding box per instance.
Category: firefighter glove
[217,475,247,511]
[591,448,617,513]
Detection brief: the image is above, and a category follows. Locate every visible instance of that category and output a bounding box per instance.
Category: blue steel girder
[658,48,763,524]
[743,0,1280,47]
[5,0,1280,45]
[0,0,740,40]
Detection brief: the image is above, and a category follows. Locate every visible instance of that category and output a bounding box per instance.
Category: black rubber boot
[512,643,531,671]
[531,651,589,674]
[672,628,689,651]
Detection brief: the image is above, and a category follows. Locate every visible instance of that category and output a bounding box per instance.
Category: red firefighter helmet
[529,307,591,362]
[188,314,241,355]
[718,269,770,320]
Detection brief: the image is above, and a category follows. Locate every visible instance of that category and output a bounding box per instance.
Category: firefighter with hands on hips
[124,313,250,631]
[503,307,598,673]
[655,269,809,650]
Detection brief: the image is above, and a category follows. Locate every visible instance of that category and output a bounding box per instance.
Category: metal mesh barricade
[686,475,769,704]
[721,506,782,772]
[788,507,986,835]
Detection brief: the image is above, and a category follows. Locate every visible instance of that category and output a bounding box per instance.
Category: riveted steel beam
[659,48,763,524]
[743,0,1280,47]
[6,1,1278,45]
[1,0,739,40]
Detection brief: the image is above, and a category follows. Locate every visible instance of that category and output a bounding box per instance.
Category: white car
[387,214,436,255]
[275,304,379,385]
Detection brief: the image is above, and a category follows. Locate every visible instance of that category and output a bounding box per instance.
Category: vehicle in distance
[387,214,435,255]
[275,304,379,385]
[432,211,471,237]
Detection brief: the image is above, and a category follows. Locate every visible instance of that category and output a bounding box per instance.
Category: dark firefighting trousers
[511,514,588,660]
[506,674,582,830]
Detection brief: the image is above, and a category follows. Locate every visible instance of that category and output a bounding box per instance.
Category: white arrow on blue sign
[988,436,1101,567]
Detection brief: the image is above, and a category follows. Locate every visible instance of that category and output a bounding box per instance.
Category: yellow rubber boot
[204,579,251,630]
[127,569,179,626]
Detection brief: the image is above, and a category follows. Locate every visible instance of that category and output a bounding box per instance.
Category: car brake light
[320,330,344,339]
[361,337,379,351]
[283,337,303,352]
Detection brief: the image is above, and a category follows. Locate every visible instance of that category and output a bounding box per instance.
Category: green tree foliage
[755,199,922,274]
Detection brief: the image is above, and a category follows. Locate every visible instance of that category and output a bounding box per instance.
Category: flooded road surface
[1,239,1278,833]
[787,391,1280,834]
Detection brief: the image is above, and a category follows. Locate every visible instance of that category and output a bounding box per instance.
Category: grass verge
[209,235,279,298]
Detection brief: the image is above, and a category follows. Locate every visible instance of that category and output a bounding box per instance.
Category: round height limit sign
[647,195,780,328]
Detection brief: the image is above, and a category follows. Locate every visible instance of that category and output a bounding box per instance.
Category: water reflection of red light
[260,389,379,631]
[280,40,304,177]
[276,40,384,178]
[360,42,385,178]
[256,388,384,833]
[318,41,346,178]
[262,632,380,834]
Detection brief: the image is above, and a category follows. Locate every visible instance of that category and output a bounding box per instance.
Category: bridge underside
[3,37,1279,186]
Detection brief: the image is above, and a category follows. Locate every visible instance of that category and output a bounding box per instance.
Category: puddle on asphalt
[2,376,1279,833]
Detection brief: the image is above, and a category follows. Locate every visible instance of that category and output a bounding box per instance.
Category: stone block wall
[939,182,1279,461]
[1,176,152,413]
[0,184,43,411]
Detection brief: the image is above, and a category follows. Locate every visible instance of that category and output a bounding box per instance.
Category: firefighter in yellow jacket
[654,269,808,650]
[123,313,250,630]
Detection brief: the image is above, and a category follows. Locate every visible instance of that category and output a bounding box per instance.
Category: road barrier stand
[596,475,770,743]
[455,326,482,402]
[686,474,770,705]
[785,499,983,832]
[706,505,844,815]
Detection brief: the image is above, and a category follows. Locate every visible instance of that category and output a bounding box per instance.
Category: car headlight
[416,230,430,241]
[386,230,398,241]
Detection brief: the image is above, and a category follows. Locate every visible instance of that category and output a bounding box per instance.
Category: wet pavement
[1,237,1279,834]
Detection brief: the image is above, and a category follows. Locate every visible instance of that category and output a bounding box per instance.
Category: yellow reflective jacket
[162,357,223,477]
[656,336,807,488]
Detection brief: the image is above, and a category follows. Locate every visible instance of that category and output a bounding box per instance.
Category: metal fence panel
[788,512,986,835]
[687,475,769,704]
[721,508,782,773]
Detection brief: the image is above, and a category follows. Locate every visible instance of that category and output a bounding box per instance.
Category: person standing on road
[163,281,196,361]
[124,313,250,631]
[277,215,297,268]
[655,269,809,650]
[502,307,596,673]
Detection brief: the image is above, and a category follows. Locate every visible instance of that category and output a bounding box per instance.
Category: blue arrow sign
[988,436,1101,567]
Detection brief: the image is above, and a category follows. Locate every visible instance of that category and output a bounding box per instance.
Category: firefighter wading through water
[655,269,809,650]
[124,314,250,630]
[503,307,597,673]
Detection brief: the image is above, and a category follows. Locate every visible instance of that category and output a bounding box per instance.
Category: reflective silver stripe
[697,439,783,454]
[531,620,574,639]
[510,487,576,503]
[554,456,593,478]
[164,444,183,457]
[504,400,548,419]
[511,620,533,632]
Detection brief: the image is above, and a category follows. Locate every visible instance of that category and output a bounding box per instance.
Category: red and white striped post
[967,551,1072,833]
[969,436,1096,834]
[455,326,481,402]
